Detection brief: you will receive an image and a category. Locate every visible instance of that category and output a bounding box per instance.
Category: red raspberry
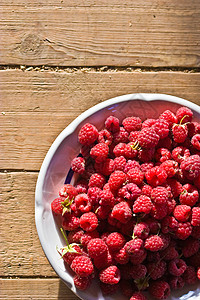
[179,184,199,206]
[192,226,200,238]
[87,187,101,205]
[71,157,85,174]
[87,238,108,259]
[90,143,109,163]
[59,184,78,199]
[124,159,140,173]
[133,222,150,239]
[180,155,200,180]
[194,174,200,189]
[88,173,106,189]
[147,251,160,263]
[79,212,98,232]
[99,265,120,285]
[95,205,111,220]
[149,280,170,300]
[113,127,129,144]
[145,218,160,234]
[151,203,168,220]
[141,184,152,197]
[182,237,199,258]
[111,202,132,224]
[151,186,168,205]
[144,235,164,252]
[191,207,200,226]
[161,160,178,178]
[130,250,147,265]
[74,194,92,213]
[161,245,179,261]
[160,233,171,250]
[161,216,178,234]
[94,158,114,176]
[147,260,167,280]
[172,146,190,163]
[71,255,94,277]
[60,244,83,265]
[138,147,155,163]
[98,129,112,145]
[62,214,80,231]
[51,197,66,215]
[124,142,138,159]
[120,280,136,298]
[155,148,171,163]
[173,205,191,222]
[140,162,154,173]
[130,264,147,279]
[169,276,185,290]
[100,282,119,295]
[113,156,126,171]
[82,163,95,180]
[166,179,182,198]
[133,195,153,214]
[113,143,126,157]
[75,180,88,194]
[183,266,197,284]
[108,170,126,191]
[124,238,144,258]
[73,275,91,290]
[127,168,144,185]
[118,183,141,201]
[176,106,193,123]
[175,222,192,240]
[130,292,148,300]
[114,247,129,265]
[172,123,188,143]
[138,127,159,148]
[78,123,98,145]
[197,267,200,280]
[152,119,169,139]
[168,258,187,276]
[68,229,84,244]
[142,118,156,129]
[80,230,99,248]
[187,252,200,268]
[129,131,140,142]
[160,109,177,126]
[106,232,126,252]
[99,190,115,207]
[157,136,172,149]
[122,116,142,132]
[145,166,167,187]
[105,116,120,133]
[192,134,200,150]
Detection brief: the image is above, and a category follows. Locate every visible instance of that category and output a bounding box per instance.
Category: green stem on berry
[60,228,70,247]
[179,115,190,125]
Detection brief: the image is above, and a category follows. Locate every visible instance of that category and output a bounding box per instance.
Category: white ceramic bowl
[35,93,200,300]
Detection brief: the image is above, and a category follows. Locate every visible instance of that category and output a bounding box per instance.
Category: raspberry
[138,147,155,163]
[60,244,83,265]
[100,282,119,295]
[113,143,126,157]
[118,183,141,201]
[153,119,169,139]
[105,116,120,133]
[161,160,178,178]
[149,280,170,300]
[179,184,199,206]
[151,186,168,205]
[133,195,153,214]
[172,123,188,143]
[99,265,120,285]
[75,180,88,194]
[82,163,95,180]
[73,275,91,290]
[145,218,160,234]
[108,170,126,191]
[90,143,109,163]
[166,179,182,198]
[106,232,126,252]
[169,276,185,290]
[95,205,111,220]
[191,134,200,150]
[140,162,154,173]
[73,193,92,213]
[98,129,112,145]
[111,202,132,224]
[183,266,197,284]
[87,187,101,205]
[180,155,200,180]
[175,222,192,240]
[113,127,129,144]
[124,142,138,159]
[59,184,78,199]
[51,197,66,215]
[71,157,85,174]
[161,245,179,261]
[94,158,114,176]
[122,116,142,132]
[144,235,164,252]
[114,247,129,265]
[113,156,126,171]
[160,109,177,126]
[176,106,193,123]
[192,226,200,238]
[160,233,171,249]
[130,292,148,300]
[99,190,115,207]
[80,230,99,248]
[147,260,166,280]
[87,238,108,258]
[191,207,200,226]
[79,212,98,232]
[197,267,200,280]
[130,264,147,279]
[127,168,144,185]
[124,238,144,258]
[133,222,150,239]
[71,255,94,277]
[151,203,168,220]
[138,127,160,148]
[168,258,187,276]
[62,214,80,231]
[88,173,106,189]
[145,166,167,187]
[68,229,84,244]
[120,280,136,297]
[155,148,171,163]
[172,146,190,163]
[161,216,178,234]
[129,131,140,142]
[141,184,152,197]
[147,251,160,263]
[124,160,140,173]
[182,237,199,258]
[173,205,191,222]
[142,118,156,129]
[78,123,98,145]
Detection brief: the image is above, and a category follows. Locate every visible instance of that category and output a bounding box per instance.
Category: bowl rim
[35,93,200,299]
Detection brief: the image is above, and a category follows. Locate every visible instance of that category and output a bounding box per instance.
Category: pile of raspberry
[51,106,200,300]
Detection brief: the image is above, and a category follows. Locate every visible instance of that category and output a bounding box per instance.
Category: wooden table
[0,1,200,299]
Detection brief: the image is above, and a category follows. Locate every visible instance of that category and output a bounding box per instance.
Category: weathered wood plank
[1,69,200,170]
[0,279,79,300]
[1,0,200,67]
[0,172,56,277]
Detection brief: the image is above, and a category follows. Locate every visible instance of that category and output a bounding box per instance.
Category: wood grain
[0,172,56,277]
[0,279,79,300]
[1,69,200,170]
[1,0,200,67]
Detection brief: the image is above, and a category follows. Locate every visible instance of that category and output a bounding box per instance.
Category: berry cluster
[51,107,200,300]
